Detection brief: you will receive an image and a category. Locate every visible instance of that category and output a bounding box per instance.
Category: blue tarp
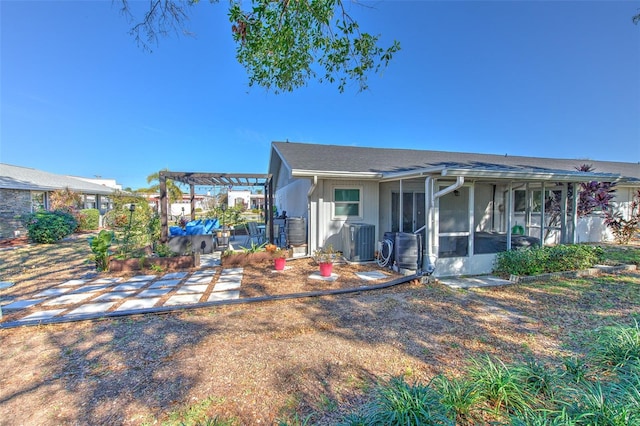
[169,226,187,236]
[171,219,221,236]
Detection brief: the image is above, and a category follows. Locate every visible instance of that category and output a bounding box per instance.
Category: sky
[1,0,639,190]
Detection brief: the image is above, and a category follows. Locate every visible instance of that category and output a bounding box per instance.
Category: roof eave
[441,168,625,182]
[291,169,383,179]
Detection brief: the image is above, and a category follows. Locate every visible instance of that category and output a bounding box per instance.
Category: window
[31,191,45,212]
[84,195,96,209]
[333,188,361,218]
[514,190,543,213]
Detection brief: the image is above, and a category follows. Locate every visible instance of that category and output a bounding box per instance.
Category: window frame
[332,186,363,220]
[31,191,46,212]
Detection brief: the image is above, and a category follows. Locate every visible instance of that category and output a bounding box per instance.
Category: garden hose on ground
[376,238,393,268]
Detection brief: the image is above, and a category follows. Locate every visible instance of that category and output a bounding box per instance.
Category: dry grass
[1,235,639,425]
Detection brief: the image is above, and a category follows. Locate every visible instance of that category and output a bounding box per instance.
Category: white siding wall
[313,179,379,253]
[275,178,311,219]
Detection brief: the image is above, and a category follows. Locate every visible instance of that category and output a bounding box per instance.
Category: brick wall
[0,189,31,239]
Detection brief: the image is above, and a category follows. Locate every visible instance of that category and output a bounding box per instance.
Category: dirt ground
[1,235,639,425]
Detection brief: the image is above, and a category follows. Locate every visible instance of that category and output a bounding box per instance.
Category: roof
[0,163,117,195]
[271,142,640,183]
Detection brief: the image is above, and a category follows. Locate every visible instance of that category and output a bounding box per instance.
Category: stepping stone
[112,282,148,291]
[64,302,116,317]
[136,288,172,298]
[220,268,243,276]
[213,281,241,291]
[309,272,339,282]
[35,287,72,298]
[70,284,113,294]
[17,309,66,322]
[191,269,217,276]
[93,277,122,284]
[57,279,88,287]
[207,290,240,301]
[0,281,15,290]
[116,298,160,311]
[164,294,203,306]
[199,258,220,267]
[2,299,46,310]
[183,275,214,285]
[355,271,388,281]
[176,284,208,294]
[126,275,157,282]
[92,291,136,302]
[148,279,181,289]
[42,292,97,306]
[161,272,188,279]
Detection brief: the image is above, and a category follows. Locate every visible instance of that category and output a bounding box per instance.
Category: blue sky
[2,1,639,190]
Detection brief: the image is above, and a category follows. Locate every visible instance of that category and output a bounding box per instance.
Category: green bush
[77,208,100,231]
[493,244,603,277]
[22,210,78,244]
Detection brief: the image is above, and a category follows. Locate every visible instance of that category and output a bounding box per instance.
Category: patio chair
[247,221,264,245]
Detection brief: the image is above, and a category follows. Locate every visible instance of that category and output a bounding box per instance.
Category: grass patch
[336,319,640,425]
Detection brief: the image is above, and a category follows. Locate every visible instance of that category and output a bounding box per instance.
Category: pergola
[158,171,274,244]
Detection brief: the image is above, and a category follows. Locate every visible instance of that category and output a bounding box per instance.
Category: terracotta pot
[319,262,333,277]
[274,257,286,271]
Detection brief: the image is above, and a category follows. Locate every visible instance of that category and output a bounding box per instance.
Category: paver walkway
[0,254,244,327]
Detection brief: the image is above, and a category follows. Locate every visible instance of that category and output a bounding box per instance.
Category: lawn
[0,237,639,424]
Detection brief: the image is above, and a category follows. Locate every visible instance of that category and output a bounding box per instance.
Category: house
[227,189,265,210]
[0,163,119,239]
[146,193,216,218]
[268,142,640,277]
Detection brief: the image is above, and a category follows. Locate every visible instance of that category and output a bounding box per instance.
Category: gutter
[292,170,382,179]
[441,168,624,183]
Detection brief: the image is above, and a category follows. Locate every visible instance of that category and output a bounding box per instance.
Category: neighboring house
[268,142,640,277]
[227,189,265,210]
[0,163,119,239]
[146,193,216,218]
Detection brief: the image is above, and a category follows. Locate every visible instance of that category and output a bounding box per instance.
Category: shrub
[22,210,78,244]
[77,208,100,231]
[493,244,603,277]
[604,189,640,245]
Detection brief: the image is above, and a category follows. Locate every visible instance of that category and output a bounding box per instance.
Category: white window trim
[331,185,363,220]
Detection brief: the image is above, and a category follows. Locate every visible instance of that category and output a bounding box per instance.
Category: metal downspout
[307,176,318,256]
[423,175,465,275]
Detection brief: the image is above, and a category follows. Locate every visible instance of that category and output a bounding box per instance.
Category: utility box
[342,223,376,262]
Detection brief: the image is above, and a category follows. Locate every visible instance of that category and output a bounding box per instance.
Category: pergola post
[160,172,168,243]
[190,184,195,221]
[267,177,274,244]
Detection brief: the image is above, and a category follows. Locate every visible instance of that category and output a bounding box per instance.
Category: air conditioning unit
[342,223,376,262]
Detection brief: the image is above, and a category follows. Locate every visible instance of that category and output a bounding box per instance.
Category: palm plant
[142,169,184,205]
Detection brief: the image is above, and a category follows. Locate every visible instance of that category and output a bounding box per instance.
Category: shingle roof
[0,163,117,195]
[272,142,640,182]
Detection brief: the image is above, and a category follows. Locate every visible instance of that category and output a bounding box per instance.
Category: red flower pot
[274,257,286,271]
[319,262,333,277]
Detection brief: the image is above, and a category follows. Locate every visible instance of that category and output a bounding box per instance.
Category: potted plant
[266,243,289,270]
[313,244,337,277]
